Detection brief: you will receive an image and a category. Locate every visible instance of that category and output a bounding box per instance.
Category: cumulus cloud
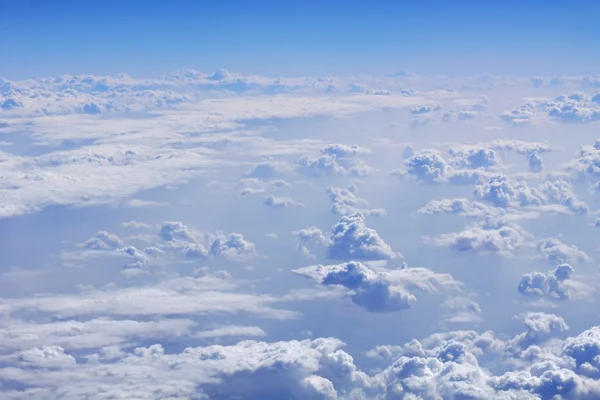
[474,175,588,214]
[328,213,399,261]
[320,144,370,158]
[529,151,544,172]
[430,216,532,256]
[397,148,496,185]
[417,198,502,219]
[537,238,590,265]
[293,213,398,261]
[326,187,386,217]
[293,261,461,312]
[518,264,576,300]
[82,231,125,250]
[246,162,294,179]
[263,195,305,208]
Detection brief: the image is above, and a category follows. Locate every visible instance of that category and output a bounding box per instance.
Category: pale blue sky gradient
[1,0,599,79]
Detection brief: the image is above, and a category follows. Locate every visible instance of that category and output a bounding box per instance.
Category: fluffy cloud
[320,144,370,158]
[263,195,304,208]
[518,264,576,300]
[328,213,399,261]
[158,221,256,260]
[293,213,398,261]
[430,216,532,256]
[293,261,460,312]
[417,198,502,219]
[474,175,588,214]
[326,187,386,217]
[537,238,590,265]
[529,151,544,173]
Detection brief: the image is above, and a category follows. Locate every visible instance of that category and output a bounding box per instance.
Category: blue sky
[2,0,599,78]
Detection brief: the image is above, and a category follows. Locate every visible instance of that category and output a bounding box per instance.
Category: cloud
[320,144,370,158]
[0,274,296,320]
[157,221,256,260]
[537,238,590,265]
[474,175,588,214]
[507,312,569,352]
[518,264,576,300]
[263,195,304,208]
[293,213,398,260]
[401,149,448,183]
[293,261,460,312]
[529,151,544,172]
[397,148,497,185]
[121,220,152,230]
[430,216,532,256]
[328,212,399,261]
[82,231,125,250]
[296,154,374,177]
[0,318,195,352]
[417,198,502,219]
[326,187,386,217]
[448,146,503,170]
[236,178,291,197]
[124,198,168,208]
[246,162,293,179]
[410,103,442,114]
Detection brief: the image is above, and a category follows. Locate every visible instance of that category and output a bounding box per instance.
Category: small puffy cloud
[518,264,576,300]
[320,144,370,158]
[328,212,399,261]
[565,139,600,182]
[156,221,256,260]
[293,261,460,312]
[326,187,386,217]
[507,312,569,352]
[500,103,535,125]
[402,149,448,183]
[430,216,532,257]
[82,231,124,250]
[296,154,349,177]
[441,297,483,323]
[398,148,496,185]
[474,175,544,208]
[540,93,600,123]
[537,238,590,265]
[474,175,588,214]
[529,151,544,172]
[246,162,293,178]
[263,195,304,209]
[448,146,503,170]
[417,198,501,219]
[120,220,152,230]
[292,213,398,261]
[485,139,552,155]
[409,103,442,114]
[236,178,291,197]
[457,110,479,120]
[291,227,332,258]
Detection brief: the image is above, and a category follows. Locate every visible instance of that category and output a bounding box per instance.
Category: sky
[3,1,600,400]
[2,0,600,78]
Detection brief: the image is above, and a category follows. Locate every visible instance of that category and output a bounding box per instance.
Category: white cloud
[293,261,461,312]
